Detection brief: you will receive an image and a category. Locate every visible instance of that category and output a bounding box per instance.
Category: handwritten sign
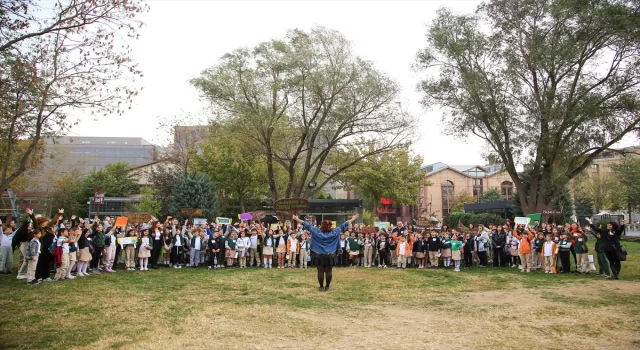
[94,189,105,205]
[216,217,231,225]
[270,223,279,230]
[193,218,207,225]
[117,237,138,245]
[128,213,152,224]
[374,221,390,229]
[514,217,531,226]
[274,198,310,212]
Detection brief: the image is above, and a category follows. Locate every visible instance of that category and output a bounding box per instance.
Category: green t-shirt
[451,240,463,251]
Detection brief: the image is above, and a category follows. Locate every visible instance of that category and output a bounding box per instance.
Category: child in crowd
[286,231,299,268]
[451,234,463,272]
[428,231,441,269]
[138,229,152,271]
[25,228,42,285]
[347,231,360,267]
[77,228,92,276]
[299,233,309,269]
[363,233,374,268]
[65,227,80,279]
[190,229,203,268]
[534,232,545,271]
[376,233,389,268]
[163,229,172,266]
[208,231,221,269]
[463,233,475,269]
[262,230,274,269]
[54,227,77,281]
[123,229,137,271]
[172,227,186,268]
[396,235,409,269]
[513,226,534,273]
[225,232,237,267]
[587,227,610,277]
[574,231,589,274]
[104,227,117,273]
[275,229,287,268]
[558,232,573,274]
[542,234,556,274]
[440,232,452,268]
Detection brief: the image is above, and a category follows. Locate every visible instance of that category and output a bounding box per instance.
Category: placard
[270,223,279,230]
[114,216,128,228]
[94,189,105,205]
[193,218,207,225]
[239,212,253,221]
[216,217,231,224]
[128,213,151,224]
[331,221,337,228]
[117,237,138,245]
[514,217,531,226]
[374,221,390,229]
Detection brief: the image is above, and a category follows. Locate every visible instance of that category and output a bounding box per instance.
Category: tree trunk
[264,136,279,201]
[239,195,245,214]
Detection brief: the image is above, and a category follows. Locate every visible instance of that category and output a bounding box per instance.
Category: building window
[441,180,454,218]
[591,164,599,173]
[501,181,513,200]
[472,178,483,200]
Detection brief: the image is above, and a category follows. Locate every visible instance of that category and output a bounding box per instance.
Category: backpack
[48,236,58,254]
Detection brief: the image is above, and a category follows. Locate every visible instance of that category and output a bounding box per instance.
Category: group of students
[0,209,628,285]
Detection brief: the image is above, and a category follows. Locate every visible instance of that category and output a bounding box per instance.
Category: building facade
[44,136,157,174]
[419,162,514,222]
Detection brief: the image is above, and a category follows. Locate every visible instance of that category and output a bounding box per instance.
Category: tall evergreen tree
[171,173,218,220]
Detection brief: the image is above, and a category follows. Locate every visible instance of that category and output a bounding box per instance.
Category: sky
[69,0,492,166]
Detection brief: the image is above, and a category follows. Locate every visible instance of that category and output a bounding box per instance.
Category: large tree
[191,27,415,201]
[81,162,139,201]
[339,150,427,220]
[193,129,269,213]
[416,0,640,214]
[0,0,148,192]
[170,173,218,220]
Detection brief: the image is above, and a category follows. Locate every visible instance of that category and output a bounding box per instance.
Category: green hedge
[444,212,506,228]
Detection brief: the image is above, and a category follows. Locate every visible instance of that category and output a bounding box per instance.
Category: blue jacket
[302,221,349,254]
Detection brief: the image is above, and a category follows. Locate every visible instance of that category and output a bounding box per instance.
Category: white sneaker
[16,274,27,280]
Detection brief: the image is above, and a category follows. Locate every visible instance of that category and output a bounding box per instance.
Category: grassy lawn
[1,241,639,349]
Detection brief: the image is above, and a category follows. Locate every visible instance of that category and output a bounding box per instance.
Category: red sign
[381,198,392,205]
[94,189,105,205]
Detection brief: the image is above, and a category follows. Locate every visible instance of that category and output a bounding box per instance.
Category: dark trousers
[493,247,504,267]
[171,246,184,265]
[605,250,621,277]
[113,244,122,269]
[378,250,388,266]
[597,252,610,275]
[570,247,577,269]
[478,251,487,266]
[91,246,104,269]
[464,251,473,268]
[151,239,162,267]
[35,253,52,280]
[559,250,571,273]
[209,251,218,267]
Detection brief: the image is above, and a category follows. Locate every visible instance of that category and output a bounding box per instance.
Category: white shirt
[265,237,273,246]
[194,238,201,250]
[154,231,161,240]
[543,242,554,256]
[0,233,15,247]
[289,238,297,253]
[140,237,150,250]
[57,236,70,254]
[278,236,285,246]
[398,242,406,255]
[250,235,258,249]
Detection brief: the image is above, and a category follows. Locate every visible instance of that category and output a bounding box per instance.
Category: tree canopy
[417,0,640,214]
[0,0,148,192]
[191,26,415,201]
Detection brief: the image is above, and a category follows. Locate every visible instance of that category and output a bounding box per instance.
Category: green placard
[216,217,231,224]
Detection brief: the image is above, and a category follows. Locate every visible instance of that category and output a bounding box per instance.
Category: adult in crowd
[585,217,626,280]
[292,213,359,292]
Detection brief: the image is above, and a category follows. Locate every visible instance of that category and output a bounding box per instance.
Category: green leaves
[417,0,640,214]
[170,173,218,220]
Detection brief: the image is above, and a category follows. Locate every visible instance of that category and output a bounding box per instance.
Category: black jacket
[208,237,220,251]
[413,239,427,253]
[492,232,506,249]
[463,238,475,253]
[427,236,441,252]
[590,225,624,252]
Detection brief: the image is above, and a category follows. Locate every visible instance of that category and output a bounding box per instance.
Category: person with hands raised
[585,217,626,280]
[292,213,359,292]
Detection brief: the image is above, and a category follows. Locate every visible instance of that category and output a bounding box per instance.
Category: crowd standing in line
[0,209,628,286]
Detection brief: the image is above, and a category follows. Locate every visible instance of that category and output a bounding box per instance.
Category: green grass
[0,242,639,349]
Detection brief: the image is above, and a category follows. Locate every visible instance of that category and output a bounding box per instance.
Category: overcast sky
[69,0,495,166]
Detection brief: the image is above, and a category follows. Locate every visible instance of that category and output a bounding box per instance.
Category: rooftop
[420,162,503,177]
